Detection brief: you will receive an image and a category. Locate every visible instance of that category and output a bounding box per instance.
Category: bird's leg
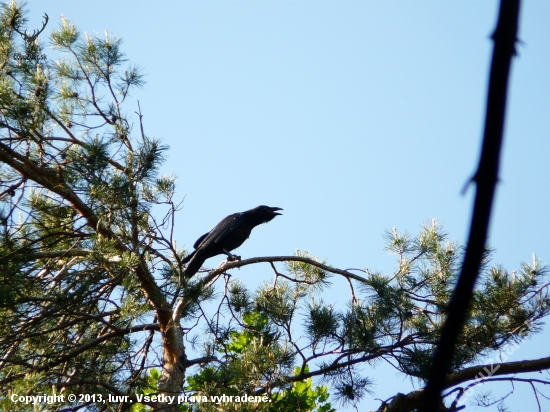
[223,248,241,261]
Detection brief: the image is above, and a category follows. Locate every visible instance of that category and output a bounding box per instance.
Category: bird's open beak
[270,207,283,215]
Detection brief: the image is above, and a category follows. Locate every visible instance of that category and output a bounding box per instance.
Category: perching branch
[199,255,368,285]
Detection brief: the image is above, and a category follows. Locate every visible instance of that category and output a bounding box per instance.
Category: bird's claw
[227,254,241,262]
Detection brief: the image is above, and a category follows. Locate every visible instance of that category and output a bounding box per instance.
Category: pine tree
[1,4,549,412]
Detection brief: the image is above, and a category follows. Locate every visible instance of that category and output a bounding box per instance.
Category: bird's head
[250,205,283,223]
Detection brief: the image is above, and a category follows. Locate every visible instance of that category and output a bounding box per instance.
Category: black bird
[182,205,283,278]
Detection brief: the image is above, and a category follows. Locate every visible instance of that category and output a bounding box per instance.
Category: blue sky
[26,0,550,410]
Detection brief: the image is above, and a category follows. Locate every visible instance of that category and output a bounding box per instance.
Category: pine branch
[0,140,169,313]
[0,323,160,386]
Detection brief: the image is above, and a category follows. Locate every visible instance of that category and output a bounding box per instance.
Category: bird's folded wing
[193,232,209,249]
[196,213,245,249]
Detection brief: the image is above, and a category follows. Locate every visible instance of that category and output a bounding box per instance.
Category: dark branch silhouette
[420,0,522,410]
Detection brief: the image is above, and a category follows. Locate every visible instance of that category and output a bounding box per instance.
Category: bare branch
[422,1,522,409]
[200,255,368,286]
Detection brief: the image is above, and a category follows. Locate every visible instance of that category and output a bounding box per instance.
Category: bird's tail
[183,251,206,278]
[182,250,195,264]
